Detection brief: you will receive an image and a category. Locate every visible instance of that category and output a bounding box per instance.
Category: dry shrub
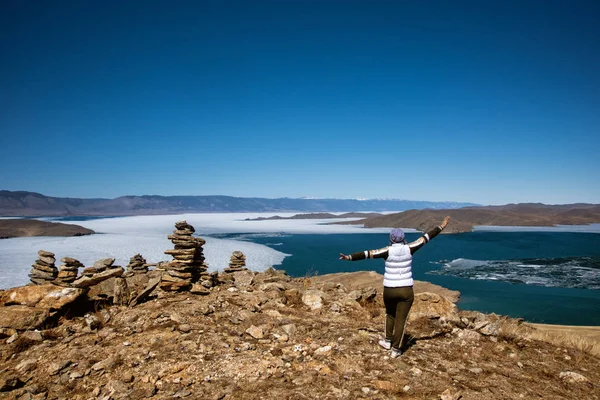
[10,337,38,353]
[284,290,303,307]
[497,319,525,343]
[42,328,63,341]
[360,299,382,318]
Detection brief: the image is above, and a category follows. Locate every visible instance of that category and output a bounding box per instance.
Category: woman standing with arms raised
[339,216,451,358]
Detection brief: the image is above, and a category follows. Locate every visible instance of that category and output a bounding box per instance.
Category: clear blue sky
[1,1,598,205]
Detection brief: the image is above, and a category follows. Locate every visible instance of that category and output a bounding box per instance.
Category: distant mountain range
[0,191,478,216]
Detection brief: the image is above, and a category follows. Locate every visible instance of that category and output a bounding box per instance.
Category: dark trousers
[383,286,414,350]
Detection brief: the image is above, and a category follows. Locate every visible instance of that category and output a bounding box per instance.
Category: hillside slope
[0,270,598,399]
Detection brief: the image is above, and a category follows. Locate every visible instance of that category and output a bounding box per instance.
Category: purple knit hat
[390,228,405,244]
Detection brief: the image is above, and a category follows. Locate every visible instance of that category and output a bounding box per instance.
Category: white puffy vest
[383,243,413,287]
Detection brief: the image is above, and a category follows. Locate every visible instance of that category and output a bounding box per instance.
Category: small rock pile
[82,258,116,277]
[161,221,210,291]
[29,250,58,284]
[55,257,83,286]
[223,251,248,273]
[126,254,148,274]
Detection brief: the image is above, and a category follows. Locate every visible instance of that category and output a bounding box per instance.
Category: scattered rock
[246,325,264,339]
[314,345,332,355]
[85,314,101,330]
[440,388,462,400]
[559,371,589,383]
[69,371,84,380]
[6,333,18,344]
[48,360,71,376]
[21,330,43,342]
[129,275,162,306]
[302,290,324,310]
[373,380,394,391]
[15,358,37,374]
[480,322,500,336]
[232,270,254,287]
[0,373,24,392]
[282,324,297,337]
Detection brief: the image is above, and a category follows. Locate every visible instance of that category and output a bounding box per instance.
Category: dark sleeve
[407,225,443,255]
[348,246,390,261]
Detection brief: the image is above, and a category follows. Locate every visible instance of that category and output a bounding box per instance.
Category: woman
[339,216,450,358]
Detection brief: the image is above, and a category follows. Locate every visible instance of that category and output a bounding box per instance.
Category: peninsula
[332,203,600,233]
[0,219,95,239]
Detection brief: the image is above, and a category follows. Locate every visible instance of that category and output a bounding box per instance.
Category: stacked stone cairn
[81,258,116,277]
[29,250,58,284]
[126,254,149,274]
[55,257,84,286]
[223,251,248,273]
[161,221,210,291]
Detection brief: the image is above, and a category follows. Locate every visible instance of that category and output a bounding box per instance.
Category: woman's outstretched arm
[340,246,390,261]
[408,216,451,255]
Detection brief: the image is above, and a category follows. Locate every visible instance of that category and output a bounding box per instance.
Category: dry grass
[496,319,600,357]
[528,330,600,357]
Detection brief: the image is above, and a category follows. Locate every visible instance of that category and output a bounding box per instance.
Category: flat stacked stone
[126,254,149,274]
[55,257,83,286]
[82,258,116,276]
[29,250,58,285]
[223,251,248,273]
[161,220,210,291]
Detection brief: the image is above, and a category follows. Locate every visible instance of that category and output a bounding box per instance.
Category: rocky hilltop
[0,222,598,399]
[335,203,600,233]
[0,220,95,239]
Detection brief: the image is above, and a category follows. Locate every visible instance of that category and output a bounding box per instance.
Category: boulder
[232,270,254,287]
[113,277,130,306]
[409,292,459,322]
[0,306,50,330]
[302,290,324,310]
[0,285,86,310]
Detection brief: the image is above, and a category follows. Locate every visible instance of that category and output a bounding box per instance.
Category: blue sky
[1,1,599,205]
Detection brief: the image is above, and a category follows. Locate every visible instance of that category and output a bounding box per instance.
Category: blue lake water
[214,231,600,325]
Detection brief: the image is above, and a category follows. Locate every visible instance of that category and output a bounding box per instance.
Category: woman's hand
[339,253,350,260]
[441,216,451,229]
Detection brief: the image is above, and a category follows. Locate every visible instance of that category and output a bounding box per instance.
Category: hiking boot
[378,339,391,350]
[390,348,402,358]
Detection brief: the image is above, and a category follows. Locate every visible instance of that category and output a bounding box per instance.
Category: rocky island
[0,219,95,239]
[0,221,598,399]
